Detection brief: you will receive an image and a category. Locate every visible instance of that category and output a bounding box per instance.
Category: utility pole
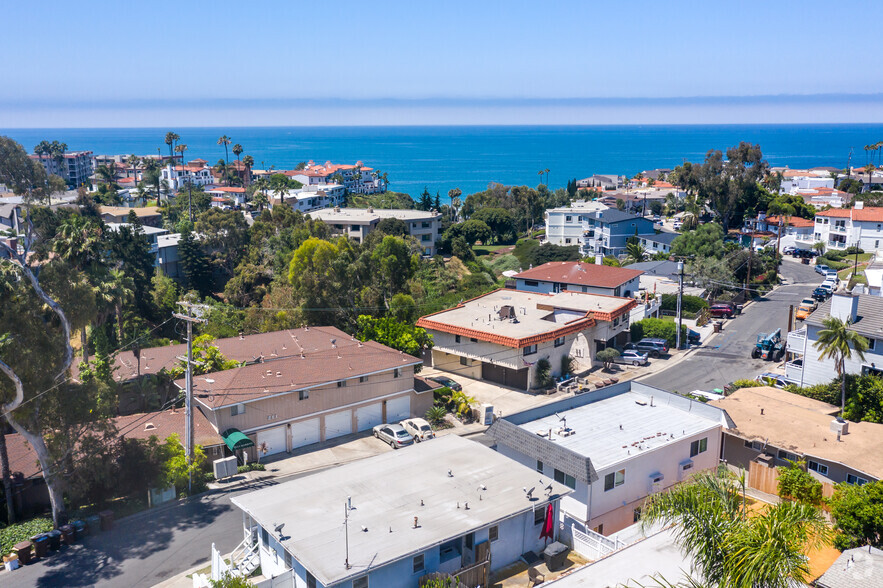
[676,260,684,350]
[174,301,207,493]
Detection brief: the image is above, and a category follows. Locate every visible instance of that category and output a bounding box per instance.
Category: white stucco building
[488,381,730,538]
[813,204,883,252]
[308,207,442,256]
[213,435,571,588]
[417,289,636,390]
[162,163,215,190]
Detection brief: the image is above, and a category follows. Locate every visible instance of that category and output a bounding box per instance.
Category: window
[537,460,544,473]
[394,368,400,378]
[690,438,708,457]
[359,376,368,383]
[354,578,369,588]
[524,280,539,287]
[351,224,360,231]
[421,234,431,241]
[455,335,461,343]
[284,550,292,568]
[633,507,642,523]
[593,524,604,534]
[613,317,619,327]
[337,380,347,388]
[554,468,576,489]
[847,473,869,485]
[869,338,876,351]
[534,507,546,526]
[261,527,269,549]
[470,338,477,342]
[744,440,763,451]
[299,390,309,400]
[777,449,798,462]
[306,572,317,588]
[412,553,425,574]
[422,221,431,228]
[565,238,571,244]
[554,336,565,347]
[523,344,537,356]
[231,404,246,416]
[565,216,572,222]
[460,356,469,366]
[604,469,626,491]
[807,460,829,476]
[489,525,499,542]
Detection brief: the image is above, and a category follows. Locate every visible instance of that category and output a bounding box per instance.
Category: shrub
[560,355,575,378]
[433,386,453,407]
[845,246,864,255]
[425,406,448,426]
[630,318,687,347]
[596,348,620,370]
[777,461,823,505]
[237,463,266,474]
[1,518,53,555]
[731,379,764,389]
[660,293,708,314]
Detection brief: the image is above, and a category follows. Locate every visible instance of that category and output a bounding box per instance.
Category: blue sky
[3,0,883,126]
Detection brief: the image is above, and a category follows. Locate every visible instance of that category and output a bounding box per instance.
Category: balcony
[786,328,806,353]
[785,360,804,383]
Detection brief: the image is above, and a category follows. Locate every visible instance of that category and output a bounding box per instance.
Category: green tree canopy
[670,222,725,258]
[829,480,883,550]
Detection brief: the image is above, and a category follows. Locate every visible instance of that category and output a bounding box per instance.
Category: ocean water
[3,125,882,197]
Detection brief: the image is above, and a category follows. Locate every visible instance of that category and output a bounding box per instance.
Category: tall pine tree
[178,230,213,297]
[419,187,432,211]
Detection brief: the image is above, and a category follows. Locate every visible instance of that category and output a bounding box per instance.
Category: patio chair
[528,566,545,586]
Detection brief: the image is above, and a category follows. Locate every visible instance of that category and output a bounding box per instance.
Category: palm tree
[641,469,829,588]
[127,154,140,181]
[625,241,646,264]
[544,168,551,185]
[94,164,117,186]
[538,169,544,185]
[448,188,462,221]
[164,131,180,160]
[865,163,876,192]
[814,316,869,416]
[241,155,254,188]
[142,159,163,205]
[272,176,290,205]
[217,135,232,184]
[175,144,191,219]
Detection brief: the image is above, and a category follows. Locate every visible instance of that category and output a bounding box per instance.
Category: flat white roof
[105,222,169,236]
[157,233,182,248]
[308,207,441,223]
[517,390,722,470]
[231,435,571,586]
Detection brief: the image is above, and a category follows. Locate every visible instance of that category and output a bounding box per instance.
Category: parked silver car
[402,418,436,442]
[613,350,649,366]
[373,424,414,449]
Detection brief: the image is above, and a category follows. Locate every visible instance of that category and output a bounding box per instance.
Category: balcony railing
[786,328,806,353]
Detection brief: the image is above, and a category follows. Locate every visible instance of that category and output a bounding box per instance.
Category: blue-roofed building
[637,230,679,255]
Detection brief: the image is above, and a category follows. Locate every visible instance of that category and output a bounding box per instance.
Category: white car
[402,418,435,442]
[372,424,414,449]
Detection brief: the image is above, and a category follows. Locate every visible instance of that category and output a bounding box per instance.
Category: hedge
[1,517,53,555]
[660,294,708,314]
[818,256,850,271]
[630,318,688,347]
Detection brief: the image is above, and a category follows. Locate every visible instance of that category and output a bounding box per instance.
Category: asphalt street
[640,258,824,393]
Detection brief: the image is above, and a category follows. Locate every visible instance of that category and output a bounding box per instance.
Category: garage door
[481,362,529,390]
[356,403,383,432]
[324,410,353,440]
[290,418,320,449]
[257,426,287,456]
[386,396,411,423]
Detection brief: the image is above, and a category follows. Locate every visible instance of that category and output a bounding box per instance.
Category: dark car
[624,338,670,358]
[812,287,830,301]
[687,329,701,345]
[709,303,736,319]
[428,376,462,391]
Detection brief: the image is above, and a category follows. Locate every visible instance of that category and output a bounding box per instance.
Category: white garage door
[386,396,411,423]
[290,418,320,449]
[356,403,383,432]
[257,426,287,456]
[324,410,353,440]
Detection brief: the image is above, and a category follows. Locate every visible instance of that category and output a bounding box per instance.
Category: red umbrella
[539,503,555,542]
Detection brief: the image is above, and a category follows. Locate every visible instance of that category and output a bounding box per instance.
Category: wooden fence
[748,460,836,499]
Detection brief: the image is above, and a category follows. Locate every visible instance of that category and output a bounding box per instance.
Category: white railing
[571,526,625,560]
[786,329,806,353]
[211,543,231,582]
[254,571,295,588]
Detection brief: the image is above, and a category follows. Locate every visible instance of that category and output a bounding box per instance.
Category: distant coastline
[3,124,882,197]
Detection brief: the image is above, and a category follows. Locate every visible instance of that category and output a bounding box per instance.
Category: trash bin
[14,541,33,565]
[71,520,87,540]
[3,553,20,571]
[542,541,569,571]
[60,524,75,545]
[99,510,114,532]
[85,514,101,534]
[713,321,723,333]
[46,530,62,550]
[30,534,49,558]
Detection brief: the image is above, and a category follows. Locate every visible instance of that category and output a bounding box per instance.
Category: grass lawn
[474,244,513,257]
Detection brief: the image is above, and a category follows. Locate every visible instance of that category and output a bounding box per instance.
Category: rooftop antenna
[555,412,567,430]
[344,501,352,569]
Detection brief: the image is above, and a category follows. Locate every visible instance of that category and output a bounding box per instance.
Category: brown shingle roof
[180,338,422,409]
[515,261,643,289]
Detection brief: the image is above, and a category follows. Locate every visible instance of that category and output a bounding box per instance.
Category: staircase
[229,536,260,577]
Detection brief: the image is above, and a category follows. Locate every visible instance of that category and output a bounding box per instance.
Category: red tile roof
[816,207,883,222]
[514,261,643,289]
[764,215,814,228]
[209,186,246,193]
[6,408,221,480]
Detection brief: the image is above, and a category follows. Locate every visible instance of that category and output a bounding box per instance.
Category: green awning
[221,428,255,451]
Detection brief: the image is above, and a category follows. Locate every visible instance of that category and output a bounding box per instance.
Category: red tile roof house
[814,204,883,252]
[417,289,636,391]
[513,261,643,298]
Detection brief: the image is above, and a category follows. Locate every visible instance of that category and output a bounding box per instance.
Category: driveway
[639,257,822,393]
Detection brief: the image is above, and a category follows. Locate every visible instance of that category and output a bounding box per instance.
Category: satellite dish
[525,486,535,499]
[274,523,285,534]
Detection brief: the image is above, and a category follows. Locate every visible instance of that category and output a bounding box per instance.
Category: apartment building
[286,160,386,194]
[488,381,729,537]
[270,184,346,213]
[213,435,571,588]
[308,207,442,256]
[161,163,215,190]
[576,174,624,190]
[513,261,642,298]
[416,289,636,390]
[710,386,881,486]
[176,327,431,460]
[545,207,656,257]
[813,204,883,252]
[31,150,93,188]
[785,292,883,386]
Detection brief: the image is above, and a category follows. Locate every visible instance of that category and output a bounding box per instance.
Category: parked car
[795,303,814,321]
[624,338,669,358]
[428,376,462,391]
[373,424,414,449]
[799,298,817,311]
[709,303,736,319]
[824,271,840,284]
[687,329,701,345]
[819,282,834,295]
[613,350,649,366]
[812,287,830,301]
[755,373,791,389]
[815,264,830,275]
[782,246,797,255]
[402,418,436,442]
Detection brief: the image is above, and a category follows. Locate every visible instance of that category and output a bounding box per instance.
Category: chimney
[855,201,864,210]
[830,292,859,323]
[595,254,602,265]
